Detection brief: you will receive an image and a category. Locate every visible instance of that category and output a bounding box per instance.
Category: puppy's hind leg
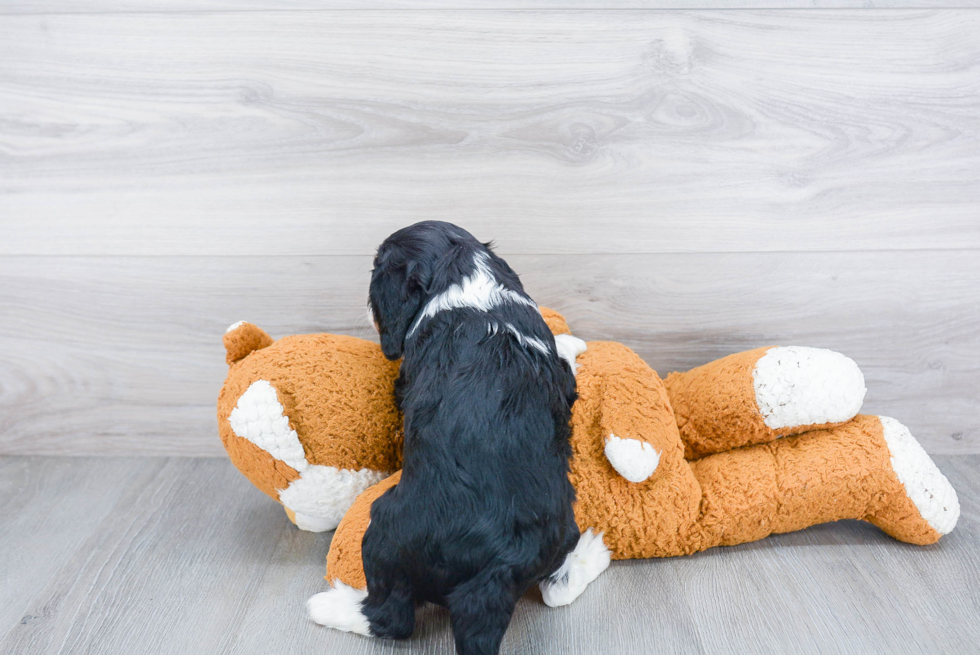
[359,516,416,639]
[309,514,415,639]
[361,579,415,640]
[446,573,520,655]
[308,579,415,639]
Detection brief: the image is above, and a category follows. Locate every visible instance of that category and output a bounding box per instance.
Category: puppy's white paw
[540,528,611,607]
[554,334,587,375]
[307,581,372,636]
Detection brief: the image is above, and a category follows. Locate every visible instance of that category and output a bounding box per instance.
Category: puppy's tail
[223,321,273,365]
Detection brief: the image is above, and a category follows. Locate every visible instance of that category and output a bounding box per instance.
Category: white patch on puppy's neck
[408,252,537,336]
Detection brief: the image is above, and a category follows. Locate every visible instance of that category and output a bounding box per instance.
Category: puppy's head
[369,221,479,360]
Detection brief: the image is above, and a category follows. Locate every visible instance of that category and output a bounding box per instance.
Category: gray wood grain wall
[1,7,977,456]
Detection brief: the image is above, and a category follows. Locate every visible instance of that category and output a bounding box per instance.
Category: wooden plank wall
[1,6,977,456]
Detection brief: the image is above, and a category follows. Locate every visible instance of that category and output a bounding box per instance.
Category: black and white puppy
[308,221,606,655]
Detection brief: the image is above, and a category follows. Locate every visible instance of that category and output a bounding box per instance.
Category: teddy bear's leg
[664,346,867,459]
[686,414,958,552]
[324,472,402,590]
[566,341,704,560]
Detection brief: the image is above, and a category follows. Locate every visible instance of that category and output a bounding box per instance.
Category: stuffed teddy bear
[217,309,959,598]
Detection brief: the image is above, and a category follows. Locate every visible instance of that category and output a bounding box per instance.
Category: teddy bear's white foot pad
[879,416,959,535]
[753,346,866,431]
[308,581,373,636]
[540,528,611,608]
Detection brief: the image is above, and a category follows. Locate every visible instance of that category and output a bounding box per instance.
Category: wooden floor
[1,455,976,655]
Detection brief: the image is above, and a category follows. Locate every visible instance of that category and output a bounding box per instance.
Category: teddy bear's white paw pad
[554,334,587,375]
[604,435,659,483]
[308,582,372,635]
[879,416,959,535]
[540,528,611,608]
[753,346,866,431]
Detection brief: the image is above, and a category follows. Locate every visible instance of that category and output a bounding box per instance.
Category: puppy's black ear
[369,249,427,360]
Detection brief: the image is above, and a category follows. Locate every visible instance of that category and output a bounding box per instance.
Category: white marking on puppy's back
[505,322,550,354]
[308,581,372,635]
[408,252,537,336]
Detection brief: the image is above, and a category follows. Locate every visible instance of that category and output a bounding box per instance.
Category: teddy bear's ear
[223,321,274,366]
[539,307,571,336]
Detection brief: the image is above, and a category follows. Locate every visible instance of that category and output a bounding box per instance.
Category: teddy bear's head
[218,321,404,531]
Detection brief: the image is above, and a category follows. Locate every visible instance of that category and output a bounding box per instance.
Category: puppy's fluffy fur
[362,221,578,655]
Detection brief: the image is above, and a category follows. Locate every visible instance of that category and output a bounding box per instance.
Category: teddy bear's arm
[597,374,678,484]
[576,342,686,485]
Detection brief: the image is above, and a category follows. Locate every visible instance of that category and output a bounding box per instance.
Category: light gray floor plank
[0,458,168,646]
[0,456,976,654]
[0,458,294,654]
[1,251,976,457]
[1,10,978,256]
